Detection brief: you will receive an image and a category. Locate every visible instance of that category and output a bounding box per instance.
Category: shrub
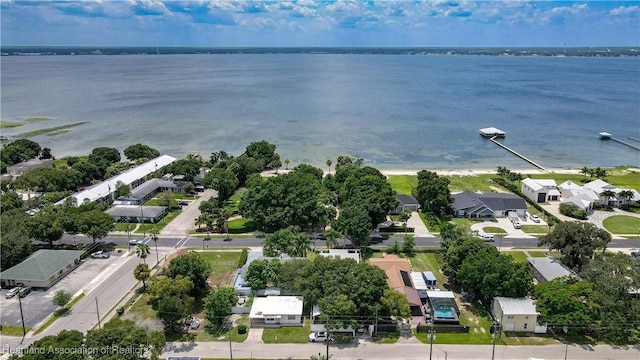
[116,306,125,317]
[238,248,248,268]
[559,203,588,220]
[237,324,247,334]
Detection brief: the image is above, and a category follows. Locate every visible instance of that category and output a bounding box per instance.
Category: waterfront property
[0,250,84,289]
[558,179,640,212]
[521,178,560,203]
[452,190,527,219]
[391,194,420,214]
[6,158,54,179]
[527,257,575,283]
[249,295,304,327]
[492,297,545,333]
[60,155,176,206]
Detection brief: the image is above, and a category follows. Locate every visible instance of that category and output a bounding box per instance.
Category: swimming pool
[434,306,455,319]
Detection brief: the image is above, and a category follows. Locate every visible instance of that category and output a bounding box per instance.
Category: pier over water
[480,127,548,172]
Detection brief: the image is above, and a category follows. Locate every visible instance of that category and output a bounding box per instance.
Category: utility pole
[428,322,435,360]
[229,324,233,360]
[18,296,26,344]
[326,316,330,360]
[95,297,101,329]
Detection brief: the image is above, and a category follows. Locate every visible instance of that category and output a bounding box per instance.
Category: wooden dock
[488,136,548,172]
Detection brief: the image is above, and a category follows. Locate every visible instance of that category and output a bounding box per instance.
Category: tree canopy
[245,258,281,290]
[1,139,41,166]
[165,252,212,291]
[412,170,453,217]
[77,209,114,243]
[539,221,612,269]
[204,286,238,327]
[262,226,312,257]
[85,317,166,359]
[202,168,238,202]
[123,143,160,161]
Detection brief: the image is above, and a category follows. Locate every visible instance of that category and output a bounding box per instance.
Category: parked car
[190,319,201,330]
[179,201,189,206]
[18,286,31,298]
[309,331,332,342]
[513,221,521,229]
[91,251,110,259]
[480,234,495,242]
[129,239,144,245]
[630,251,640,258]
[530,215,541,223]
[5,287,21,299]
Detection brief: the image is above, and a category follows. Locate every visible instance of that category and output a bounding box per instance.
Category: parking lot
[0,252,128,329]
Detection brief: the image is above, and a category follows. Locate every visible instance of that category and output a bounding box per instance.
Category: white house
[493,297,544,333]
[317,249,360,263]
[249,296,304,327]
[559,179,640,210]
[521,178,560,203]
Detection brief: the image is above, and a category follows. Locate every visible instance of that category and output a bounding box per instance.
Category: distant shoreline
[1,46,639,58]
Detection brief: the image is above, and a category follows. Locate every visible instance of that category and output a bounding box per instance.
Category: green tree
[157,296,191,333]
[114,183,131,199]
[291,163,324,180]
[412,170,453,217]
[338,167,397,227]
[324,228,341,249]
[40,147,53,160]
[26,206,64,248]
[0,191,23,213]
[135,243,151,264]
[533,278,598,336]
[85,317,166,359]
[439,222,468,252]
[618,189,635,207]
[398,209,412,238]
[77,209,114,243]
[262,226,303,257]
[319,294,357,330]
[246,259,282,291]
[326,159,332,174]
[164,157,202,182]
[284,158,290,170]
[401,235,415,254]
[147,275,194,309]
[219,207,233,239]
[240,170,329,231]
[19,330,84,360]
[539,221,612,269]
[90,146,121,164]
[52,290,72,308]
[380,288,411,319]
[123,143,160,161]
[182,182,195,194]
[334,206,371,248]
[270,155,282,173]
[165,251,212,290]
[245,140,279,166]
[157,190,176,209]
[204,287,238,327]
[134,263,151,289]
[276,258,308,291]
[600,189,617,207]
[0,138,41,165]
[202,168,238,202]
[0,209,33,271]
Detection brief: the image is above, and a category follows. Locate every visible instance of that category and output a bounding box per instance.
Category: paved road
[162,340,640,360]
[160,189,217,236]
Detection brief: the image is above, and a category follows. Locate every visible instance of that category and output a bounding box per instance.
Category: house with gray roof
[106,205,167,223]
[492,297,542,333]
[6,158,54,179]
[527,257,575,283]
[0,250,84,289]
[452,190,527,219]
[391,194,420,214]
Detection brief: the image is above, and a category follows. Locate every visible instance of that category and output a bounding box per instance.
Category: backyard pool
[434,306,455,319]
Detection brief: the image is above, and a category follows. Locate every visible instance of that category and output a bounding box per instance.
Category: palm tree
[618,190,635,207]
[292,233,312,257]
[150,226,159,264]
[220,208,233,240]
[580,166,590,181]
[135,243,151,264]
[326,159,333,175]
[398,209,412,239]
[133,263,150,290]
[324,228,341,249]
[600,190,617,207]
[195,213,207,231]
[284,158,290,170]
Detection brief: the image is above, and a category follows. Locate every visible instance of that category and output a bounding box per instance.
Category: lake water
[1,54,639,170]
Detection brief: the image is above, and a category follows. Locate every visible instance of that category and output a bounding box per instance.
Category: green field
[386,175,418,195]
[262,319,311,343]
[520,225,549,234]
[445,174,502,193]
[228,218,256,233]
[602,215,640,234]
[482,226,506,234]
[506,251,529,264]
[407,252,447,286]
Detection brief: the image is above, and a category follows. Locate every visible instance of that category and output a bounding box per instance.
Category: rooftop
[494,297,538,316]
[528,257,574,282]
[0,250,84,282]
[249,296,303,318]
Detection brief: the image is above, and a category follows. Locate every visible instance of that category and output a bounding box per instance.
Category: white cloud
[609,5,639,17]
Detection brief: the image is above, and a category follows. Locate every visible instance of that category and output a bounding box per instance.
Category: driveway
[470,218,536,239]
[160,189,217,236]
[407,212,431,237]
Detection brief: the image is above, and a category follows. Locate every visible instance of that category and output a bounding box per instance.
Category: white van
[480,234,495,242]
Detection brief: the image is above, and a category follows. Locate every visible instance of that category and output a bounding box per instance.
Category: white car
[480,234,495,242]
[129,239,144,245]
[530,215,541,223]
[309,331,332,342]
[91,251,110,259]
[5,287,21,299]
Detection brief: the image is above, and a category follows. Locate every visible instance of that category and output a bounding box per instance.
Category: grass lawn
[0,324,32,336]
[527,251,549,258]
[501,332,558,346]
[229,315,249,342]
[198,251,243,287]
[407,252,447,286]
[228,218,256,234]
[128,293,157,320]
[372,332,399,344]
[444,174,502,193]
[602,215,640,234]
[520,225,549,234]
[482,226,506,234]
[506,251,529,264]
[387,175,418,195]
[114,223,136,232]
[262,319,311,343]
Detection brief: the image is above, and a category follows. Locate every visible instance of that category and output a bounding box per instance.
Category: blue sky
[1,1,639,46]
